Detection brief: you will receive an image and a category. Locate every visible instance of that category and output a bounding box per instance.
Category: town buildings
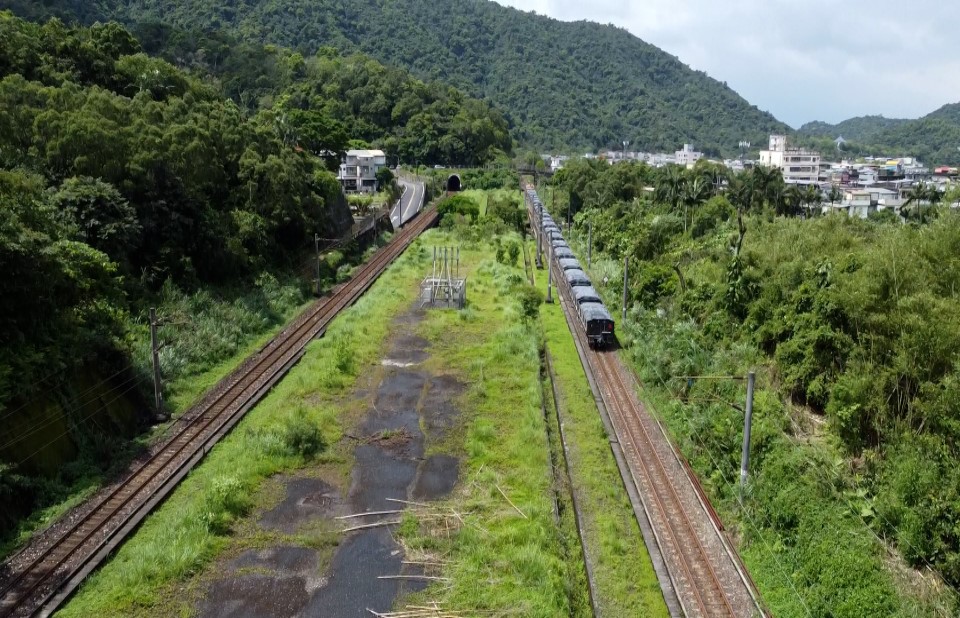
[759,135,822,184]
[675,144,703,168]
[338,149,387,193]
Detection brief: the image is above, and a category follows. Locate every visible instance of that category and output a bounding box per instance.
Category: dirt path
[195,307,464,617]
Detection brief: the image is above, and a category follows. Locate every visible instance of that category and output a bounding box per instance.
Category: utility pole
[536,202,543,268]
[587,222,592,269]
[314,233,322,297]
[546,241,554,304]
[622,256,629,320]
[740,371,756,495]
[149,308,164,420]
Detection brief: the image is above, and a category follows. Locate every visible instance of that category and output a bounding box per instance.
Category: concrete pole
[546,241,553,304]
[314,233,321,297]
[740,371,756,494]
[622,256,629,321]
[587,222,592,269]
[536,202,543,268]
[149,308,164,419]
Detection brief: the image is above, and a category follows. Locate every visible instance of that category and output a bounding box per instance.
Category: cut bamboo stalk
[342,519,401,533]
[496,484,527,519]
[386,497,431,508]
[336,510,404,520]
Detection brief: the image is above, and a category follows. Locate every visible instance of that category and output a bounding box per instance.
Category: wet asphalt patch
[197,307,464,617]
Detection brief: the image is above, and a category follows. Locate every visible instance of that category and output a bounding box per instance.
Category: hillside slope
[798,115,909,143]
[798,104,960,165]
[2,0,791,154]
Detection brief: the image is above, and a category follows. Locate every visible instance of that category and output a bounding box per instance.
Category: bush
[437,194,480,222]
[280,411,327,458]
[199,476,250,534]
[517,285,542,320]
[507,241,521,266]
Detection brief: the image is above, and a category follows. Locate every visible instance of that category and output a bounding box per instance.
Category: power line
[0,373,143,453]
[10,377,149,470]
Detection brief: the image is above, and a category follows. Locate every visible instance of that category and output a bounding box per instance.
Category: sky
[492,0,960,129]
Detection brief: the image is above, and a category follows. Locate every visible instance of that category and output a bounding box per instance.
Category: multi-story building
[338,149,387,193]
[675,143,703,168]
[759,135,821,184]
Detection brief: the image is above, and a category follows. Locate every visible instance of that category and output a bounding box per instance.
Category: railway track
[552,268,759,617]
[0,205,438,618]
[518,181,762,616]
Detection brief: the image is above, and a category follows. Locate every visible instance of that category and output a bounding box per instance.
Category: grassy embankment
[534,251,670,617]
[397,226,591,615]
[58,237,432,616]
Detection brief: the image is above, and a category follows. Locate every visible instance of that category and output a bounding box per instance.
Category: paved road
[390,177,426,229]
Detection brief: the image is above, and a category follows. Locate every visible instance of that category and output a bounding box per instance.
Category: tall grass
[399,230,591,616]
[537,248,670,617]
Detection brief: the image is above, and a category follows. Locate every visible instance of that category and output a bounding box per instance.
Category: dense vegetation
[0,11,349,414]
[1,0,791,155]
[798,115,910,143]
[798,103,960,165]
[547,159,960,615]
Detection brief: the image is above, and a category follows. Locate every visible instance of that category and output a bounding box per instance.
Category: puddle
[259,478,342,534]
[198,574,310,618]
[197,547,320,618]
[231,546,319,573]
[413,455,459,501]
[300,528,428,616]
[421,375,466,440]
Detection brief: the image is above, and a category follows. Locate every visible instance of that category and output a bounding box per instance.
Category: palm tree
[905,182,934,223]
[656,165,686,224]
[784,184,804,217]
[683,175,712,232]
[828,185,842,212]
[804,185,823,217]
[751,165,782,209]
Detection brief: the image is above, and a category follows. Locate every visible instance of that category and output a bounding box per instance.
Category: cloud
[492,0,960,127]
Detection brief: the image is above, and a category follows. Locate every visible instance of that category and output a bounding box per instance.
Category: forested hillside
[798,104,960,165]
[798,115,909,142]
[1,0,791,154]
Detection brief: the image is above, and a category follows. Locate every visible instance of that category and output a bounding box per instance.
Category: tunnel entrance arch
[446,174,462,192]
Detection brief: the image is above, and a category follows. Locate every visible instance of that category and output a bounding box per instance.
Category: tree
[656,165,686,227]
[375,166,395,192]
[682,175,711,232]
[828,185,843,211]
[804,185,823,216]
[49,177,141,265]
[905,182,936,224]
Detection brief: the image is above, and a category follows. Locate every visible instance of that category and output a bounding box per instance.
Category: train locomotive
[526,188,615,349]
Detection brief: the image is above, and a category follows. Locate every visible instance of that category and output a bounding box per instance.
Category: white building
[759,135,821,185]
[338,149,387,193]
[675,143,703,168]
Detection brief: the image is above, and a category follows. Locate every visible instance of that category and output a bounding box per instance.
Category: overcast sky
[492,0,960,129]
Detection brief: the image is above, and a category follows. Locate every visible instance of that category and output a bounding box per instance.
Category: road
[390,177,426,229]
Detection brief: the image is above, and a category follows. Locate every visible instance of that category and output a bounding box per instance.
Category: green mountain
[871,103,960,165]
[798,104,960,165]
[797,115,909,143]
[1,0,790,155]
